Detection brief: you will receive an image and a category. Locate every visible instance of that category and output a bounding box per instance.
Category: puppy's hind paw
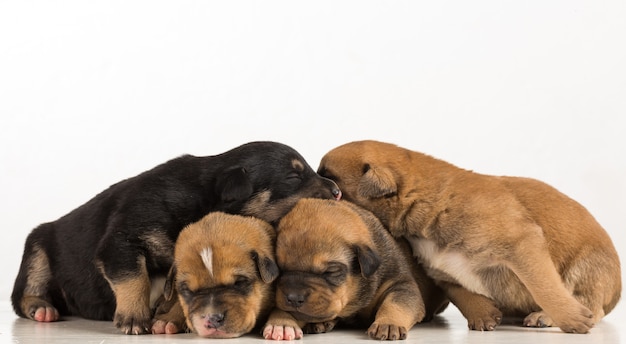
[22,296,60,322]
[32,306,60,322]
[263,324,303,341]
[367,323,408,340]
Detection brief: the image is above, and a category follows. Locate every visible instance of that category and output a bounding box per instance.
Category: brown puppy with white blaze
[263,198,448,341]
[318,140,621,334]
[154,212,279,338]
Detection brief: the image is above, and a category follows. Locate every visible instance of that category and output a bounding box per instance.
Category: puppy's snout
[319,177,342,200]
[203,313,225,329]
[285,292,308,308]
[332,187,342,200]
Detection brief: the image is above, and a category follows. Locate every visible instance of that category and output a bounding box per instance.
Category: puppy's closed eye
[233,276,253,289]
[323,263,348,286]
[285,172,303,185]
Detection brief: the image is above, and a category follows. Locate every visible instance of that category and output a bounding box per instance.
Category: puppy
[318,140,621,334]
[263,199,448,341]
[152,212,278,338]
[12,141,341,335]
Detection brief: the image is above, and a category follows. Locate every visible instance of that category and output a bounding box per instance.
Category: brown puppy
[153,212,279,338]
[263,199,448,341]
[318,140,621,334]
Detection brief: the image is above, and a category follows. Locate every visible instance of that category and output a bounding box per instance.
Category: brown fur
[263,199,448,340]
[318,140,621,334]
[155,212,279,338]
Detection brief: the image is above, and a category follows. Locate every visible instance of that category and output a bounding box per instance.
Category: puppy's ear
[353,244,381,278]
[357,164,397,198]
[216,167,254,203]
[251,251,280,284]
[164,264,177,301]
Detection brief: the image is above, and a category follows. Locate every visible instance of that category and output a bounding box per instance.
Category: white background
[1,0,624,314]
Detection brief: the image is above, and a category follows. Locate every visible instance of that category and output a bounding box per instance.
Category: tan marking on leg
[98,256,152,334]
[24,245,52,296]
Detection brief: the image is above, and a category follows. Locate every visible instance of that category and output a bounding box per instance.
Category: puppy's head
[274,199,381,323]
[168,212,279,338]
[317,141,410,229]
[214,141,342,223]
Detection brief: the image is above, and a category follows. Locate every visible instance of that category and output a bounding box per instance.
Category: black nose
[204,313,225,329]
[285,292,306,308]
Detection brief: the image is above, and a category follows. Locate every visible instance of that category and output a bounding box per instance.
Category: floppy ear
[251,251,280,284]
[357,164,397,198]
[216,167,254,203]
[164,264,177,301]
[353,244,381,278]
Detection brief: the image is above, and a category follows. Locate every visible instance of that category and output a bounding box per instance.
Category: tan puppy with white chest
[318,140,621,334]
[153,212,279,338]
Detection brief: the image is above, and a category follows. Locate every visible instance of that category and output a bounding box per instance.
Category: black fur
[12,141,340,329]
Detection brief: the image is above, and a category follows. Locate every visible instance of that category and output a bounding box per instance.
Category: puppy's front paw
[551,305,595,334]
[367,322,407,340]
[263,324,303,341]
[151,298,187,334]
[466,307,503,331]
[303,320,337,334]
[114,311,152,335]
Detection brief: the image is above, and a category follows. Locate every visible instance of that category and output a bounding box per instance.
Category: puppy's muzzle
[203,312,225,329]
[322,177,342,200]
[285,291,309,309]
[278,273,313,311]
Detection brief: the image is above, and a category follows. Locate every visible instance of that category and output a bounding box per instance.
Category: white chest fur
[407,237,492,299]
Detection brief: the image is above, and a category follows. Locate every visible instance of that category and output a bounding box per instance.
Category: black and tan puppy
[263,199,448,341]
[12,141,341,335]
[152,212,278,338]
[318,140,621,334]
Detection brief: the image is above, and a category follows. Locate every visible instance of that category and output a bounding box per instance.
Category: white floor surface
[2,300,624,344]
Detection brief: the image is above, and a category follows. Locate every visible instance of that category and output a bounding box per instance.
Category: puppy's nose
[332,187,342,200]
[319,177,342,200]
[285,292,307,308]
[204,313,225,329]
